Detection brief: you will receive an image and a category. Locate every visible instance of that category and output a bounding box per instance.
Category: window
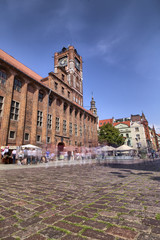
[136,134,140,139]
[9,131,15,139]
[0,96,4,117]
[49,97,53,106]
[135,127,139,132]
[47,114,52,129]
[75,109,78,118]
[37,111,43,127]
[14,78,22,92]
[62,87,64,94]
[56,117,60,132]
[80,112,83,119]
[68,91,70,98]
[47,137,51,143]
[0,70,7,85]
[37,135,41,142]
[126,133,129,138]
[80,125,82,137]
[63,120,67,133]
[62,74,64,81]
[69,122,72,135]
[63,103,67,113]
[56,99,61,106]
[10,101,19,120]
[75,124,78,136]
[70,106,73,115]
[38,91,43,102]
[24,133,29,141]
[75,141,77,146]
[54,82,58,90]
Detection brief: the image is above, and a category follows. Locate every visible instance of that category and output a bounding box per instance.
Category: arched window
[0,70,7,85]
[38,91,43,102]
[14,77,22,92]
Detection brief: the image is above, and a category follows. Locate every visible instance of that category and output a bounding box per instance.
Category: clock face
[59,57,67,67]
[75,58,80,71]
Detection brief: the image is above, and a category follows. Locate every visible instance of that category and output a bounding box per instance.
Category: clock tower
[54,46,83,106]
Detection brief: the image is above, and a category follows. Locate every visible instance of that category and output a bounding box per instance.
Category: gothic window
[0,96,4,117]
[37,135,41,142]
[69,122,72,135]
[56,117,60,132]
[47,114,52,129]
[38,91,43,102]
[0,70,7,85]
[37,111,43,127]
[10,101,19,120]
[24,133,29,141]
[75,124,78,136]
[9,131,16,139]
[63,120,67,133]
[14,77,22,92]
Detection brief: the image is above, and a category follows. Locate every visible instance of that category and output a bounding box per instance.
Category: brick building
[0,46,98,155]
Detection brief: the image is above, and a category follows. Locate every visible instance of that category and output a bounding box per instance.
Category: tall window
[37,111,43,127]
[10,101,19,120]
[0,70,7,85]
[80,125,82,137]
[47,114,52,129]
[135,127,139,132]
[75,124,78,136]
[49,97,53,106]
[24,133,29,141]
[37,135,41,142]
[9,131,15,139]
[54,82,58,90]
[69,122,72,135]
[38,91,43,102]
[63,120,67,133]
[14,78,22,92]
[62,87,64,94]
[0,96,4,117]
[56,117,60,132]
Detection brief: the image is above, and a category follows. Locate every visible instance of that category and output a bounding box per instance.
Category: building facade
[0,46,98,155]
[99,114,159,152]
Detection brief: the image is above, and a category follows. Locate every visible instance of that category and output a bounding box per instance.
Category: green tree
[98,123,125,147]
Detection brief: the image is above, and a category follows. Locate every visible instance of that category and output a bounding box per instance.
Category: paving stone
[64,215,84,223]
[54,221,83,233]
[82,228,115,239]
[142,218,160,226]
[83,219,107,229]
[106,226,138,239]
[0,226,19,238]
[40,226,66,239]
[42,214,63,224]
[20,216,42,228]
[24,233,47,240]
[61,235,85,240]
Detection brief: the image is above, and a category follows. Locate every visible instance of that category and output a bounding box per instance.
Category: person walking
[12,149,16,164]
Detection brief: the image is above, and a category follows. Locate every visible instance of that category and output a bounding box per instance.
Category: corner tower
[90,96,97,117]
[54,46,83,106]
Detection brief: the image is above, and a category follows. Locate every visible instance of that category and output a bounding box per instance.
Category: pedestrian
[12,149,16,164]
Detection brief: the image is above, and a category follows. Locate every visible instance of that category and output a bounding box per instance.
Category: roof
[99,119,113,127]
[113,121,130,127]
[74,101,96,118]
[0,49,42,82]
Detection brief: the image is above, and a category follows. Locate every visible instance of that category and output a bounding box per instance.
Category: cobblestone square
[0,161,160,239]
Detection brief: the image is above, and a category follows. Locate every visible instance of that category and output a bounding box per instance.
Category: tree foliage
[98,123,125,147]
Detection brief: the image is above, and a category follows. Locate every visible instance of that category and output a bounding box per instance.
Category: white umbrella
[101,145,115,151]
[21,144,41,149]
[116,145,134,151]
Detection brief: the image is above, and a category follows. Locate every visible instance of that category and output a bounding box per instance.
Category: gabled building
[0,46,98,157]
[99,113,159,152]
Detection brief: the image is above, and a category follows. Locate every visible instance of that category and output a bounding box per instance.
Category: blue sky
[0,0,160,132]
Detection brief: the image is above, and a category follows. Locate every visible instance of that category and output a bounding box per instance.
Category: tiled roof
[0,49,42,81]
[99,119,113,127]
[113,121,130,127]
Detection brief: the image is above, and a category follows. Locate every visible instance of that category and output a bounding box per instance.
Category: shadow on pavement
[98,158,160,173]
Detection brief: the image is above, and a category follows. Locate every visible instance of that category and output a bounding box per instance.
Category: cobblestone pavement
[1,160,160,240]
